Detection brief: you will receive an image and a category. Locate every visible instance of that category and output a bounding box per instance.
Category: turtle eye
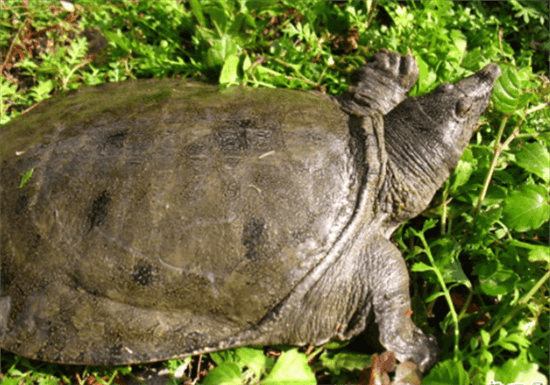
[455,99,472,116]
[437,83,454,93]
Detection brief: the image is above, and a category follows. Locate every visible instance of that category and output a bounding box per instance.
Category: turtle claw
[372,49,418,92]
[349,50,419,113]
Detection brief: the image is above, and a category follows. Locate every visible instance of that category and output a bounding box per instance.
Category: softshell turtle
[0,50,500,371]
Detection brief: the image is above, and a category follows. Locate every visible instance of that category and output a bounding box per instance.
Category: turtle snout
[480,63,501,82]
[456,63,501,97]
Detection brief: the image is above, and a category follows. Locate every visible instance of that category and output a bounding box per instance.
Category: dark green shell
[0,80,364,364]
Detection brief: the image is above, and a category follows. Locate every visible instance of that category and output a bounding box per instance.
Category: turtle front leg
[347,49,419,114]
[367,234,439,373]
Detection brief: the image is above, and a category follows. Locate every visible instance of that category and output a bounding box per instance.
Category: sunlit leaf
[502,184,550,231]
[262,349,316,385]
[515,142,550,183]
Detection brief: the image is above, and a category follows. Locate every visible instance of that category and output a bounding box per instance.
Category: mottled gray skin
[0,50,500,371]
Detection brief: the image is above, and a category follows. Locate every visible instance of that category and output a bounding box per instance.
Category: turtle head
[381,64,500,226]
[385,63,500,172]
[413,63,501,163]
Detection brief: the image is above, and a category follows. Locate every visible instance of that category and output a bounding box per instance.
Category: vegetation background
[0,0,548,384]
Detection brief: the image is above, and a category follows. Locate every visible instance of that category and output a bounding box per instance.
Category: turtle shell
[0,79,368,364]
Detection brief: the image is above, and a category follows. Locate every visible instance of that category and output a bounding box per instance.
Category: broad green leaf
[478,262,518,296]
[450,149,474,192]
[502,184,550,231]
[262,349,316,385]
[496,340,518,352]
[481,185,507,207]
[319,351,374,375]
[323,340,350,350]
[450,29,467,54]
[220,54,240,85]
[441,256,469,285]
[503,333,530,348]
[210,349,239,366]
[486,352,548,385]
[189,0,206,27]
[206,35,238,69]
[202,363,242,385]
[207,7,229,34]
[230,13,256,33]
[425,291,445,303]
[492,65,521,114]
[515,142,550,183]
[422,360,469,385]
[528,247,550,264]
[242,54,252,71]
[411,261,434,272]
[209,348,271,381]
[236,347,272,378]
[416,55,437,95]
[473,208,503,237]
[480,329,491,346]
[481,350,494,366]
[1,378,22,385]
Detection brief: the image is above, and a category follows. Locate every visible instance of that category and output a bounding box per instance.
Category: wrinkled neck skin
[376,96,467,235]
[335,93,458,235]
[380,121,457,235]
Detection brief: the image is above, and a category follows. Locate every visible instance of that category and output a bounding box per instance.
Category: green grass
[1,0,548,384]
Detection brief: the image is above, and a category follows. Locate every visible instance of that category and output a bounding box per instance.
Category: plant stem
[475,116,518,215]
[488,269,550,338]
[415,229,460,359]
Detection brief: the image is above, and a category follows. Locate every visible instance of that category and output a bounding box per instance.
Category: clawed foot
[381,324,440,373]
[350,49,419,113]
[370,49,418,91]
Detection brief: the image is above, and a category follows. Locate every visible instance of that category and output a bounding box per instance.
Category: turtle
[0,50,500,372]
